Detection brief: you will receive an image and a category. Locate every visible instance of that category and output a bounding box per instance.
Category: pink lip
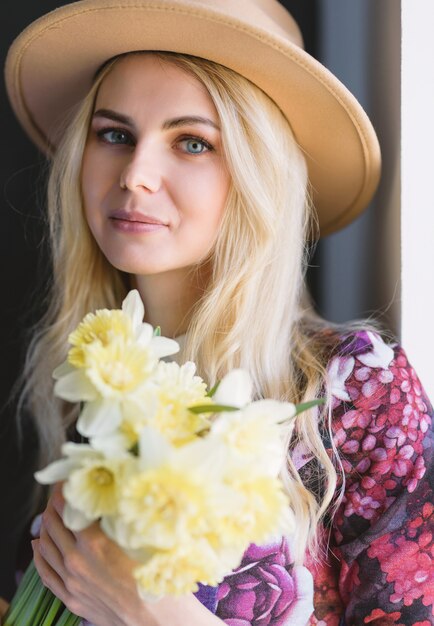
[109,209,169,233]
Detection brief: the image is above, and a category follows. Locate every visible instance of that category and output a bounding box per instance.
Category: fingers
[32,538,68,602]
[38,516,67,578]
[42,489,76,558]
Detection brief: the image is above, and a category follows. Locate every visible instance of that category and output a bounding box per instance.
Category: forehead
[94,54,217,117]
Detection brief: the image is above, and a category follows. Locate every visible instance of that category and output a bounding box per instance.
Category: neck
[131,266,209,338]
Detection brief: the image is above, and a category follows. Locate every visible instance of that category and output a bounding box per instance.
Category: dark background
[0,1,321,599]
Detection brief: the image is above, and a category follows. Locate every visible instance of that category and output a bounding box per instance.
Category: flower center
[90,467,114,486]
[100,361,135,390]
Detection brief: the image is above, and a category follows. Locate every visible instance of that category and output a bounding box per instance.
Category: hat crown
[181,0,304,48]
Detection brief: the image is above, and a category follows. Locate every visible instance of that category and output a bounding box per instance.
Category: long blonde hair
[19,51,382,563]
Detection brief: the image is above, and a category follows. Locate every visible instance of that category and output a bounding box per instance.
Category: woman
[3,1,433,624]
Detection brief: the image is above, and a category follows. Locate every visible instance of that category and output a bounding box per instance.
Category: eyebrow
[93,109,220,131]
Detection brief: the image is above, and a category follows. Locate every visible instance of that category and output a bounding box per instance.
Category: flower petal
[139,426,172,471]
[91,432,131,457]
[60,442,96,458]
[122,289,145,331]
[77,399,122,437]
[52,360,76,380]
[135,324,154,347]
[213,369,252,408]
[151,336,180,358]
[34,459,79,484]
[245,399,296,423]
[63,502,94,532]
[54,370,98,402]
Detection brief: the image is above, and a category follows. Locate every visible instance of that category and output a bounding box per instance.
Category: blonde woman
[3,1,433,625]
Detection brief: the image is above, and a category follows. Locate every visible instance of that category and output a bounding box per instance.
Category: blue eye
[97,128,134,145]
[178,137,213,154]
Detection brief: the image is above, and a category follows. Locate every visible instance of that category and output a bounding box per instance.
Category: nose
[119,146,162,193]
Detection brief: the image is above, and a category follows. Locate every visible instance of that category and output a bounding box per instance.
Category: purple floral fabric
[194,330,433,626]
[216,539,313,626]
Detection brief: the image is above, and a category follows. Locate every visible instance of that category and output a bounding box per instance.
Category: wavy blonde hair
[19,51,382,563]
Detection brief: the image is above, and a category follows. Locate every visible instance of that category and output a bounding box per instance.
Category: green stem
[56,607,82,626]
[31,588,53,624]
[2,561,80,626]
[14,577,48,626]
[42,597,63,626]
[3,563,41,623]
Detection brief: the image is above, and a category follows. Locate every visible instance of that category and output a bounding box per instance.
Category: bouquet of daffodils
[5,290,322,625]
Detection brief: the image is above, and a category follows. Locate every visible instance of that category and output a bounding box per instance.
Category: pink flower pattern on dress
[210,331,434,625]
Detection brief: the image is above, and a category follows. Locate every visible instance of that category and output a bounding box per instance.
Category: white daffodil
[35,442,97,484]
[55,339,156,438]
[62,455,135,531]
[36,441,136,532]
[209,399,294,477]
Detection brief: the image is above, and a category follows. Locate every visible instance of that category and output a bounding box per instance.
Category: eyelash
[95,127,214,154]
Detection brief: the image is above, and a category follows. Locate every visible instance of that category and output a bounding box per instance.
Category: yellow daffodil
[117,465,212,550]
[54,290,180,438]
[149,361,212,445]
[133,541,225,599]
[67,309,133,368]
[90,361,212,453]
[218,474,294,546]
[66,290,179,369]
[103,428,226,551]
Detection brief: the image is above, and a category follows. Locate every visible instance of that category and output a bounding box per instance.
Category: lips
[109,209,169,233]
[110,208,168,226]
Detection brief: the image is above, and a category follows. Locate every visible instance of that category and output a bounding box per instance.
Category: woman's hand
[32,483,149,625]
[33,483,223,626]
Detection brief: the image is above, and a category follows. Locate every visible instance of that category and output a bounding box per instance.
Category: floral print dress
[194,330,434,625]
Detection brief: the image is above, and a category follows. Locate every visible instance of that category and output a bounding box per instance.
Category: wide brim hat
[4,0,381,236]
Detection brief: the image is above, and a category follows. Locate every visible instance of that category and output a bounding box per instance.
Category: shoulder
[326,328,433,532]
[325,328,432,431]
[325,328,432,484]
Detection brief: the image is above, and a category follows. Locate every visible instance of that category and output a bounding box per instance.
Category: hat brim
[5,0,381,236]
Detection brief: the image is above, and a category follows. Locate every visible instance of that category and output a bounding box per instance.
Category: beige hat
[4,0,381,235]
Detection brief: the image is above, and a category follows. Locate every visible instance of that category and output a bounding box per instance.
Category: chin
[103,253,174,276]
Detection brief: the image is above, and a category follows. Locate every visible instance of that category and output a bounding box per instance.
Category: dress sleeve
[327,331,433,625]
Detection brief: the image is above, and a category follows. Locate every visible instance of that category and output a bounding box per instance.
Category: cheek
[80,147,112,227]
[185,164,229,229]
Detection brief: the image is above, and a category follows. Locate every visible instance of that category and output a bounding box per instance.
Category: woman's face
[81,54,230,276]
